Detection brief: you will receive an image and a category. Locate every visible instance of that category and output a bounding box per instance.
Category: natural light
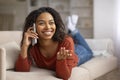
[117,0,120,39]
[116,0,120,67]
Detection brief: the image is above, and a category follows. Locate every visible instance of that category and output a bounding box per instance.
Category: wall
[0,0,93,38]
[29,0,93,38]
[70,0,93,38]
[93,0,115,39]
[0,0,28,30]
[94,0,120,67]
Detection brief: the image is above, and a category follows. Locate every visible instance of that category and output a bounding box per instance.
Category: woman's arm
[56,37,78,80]
[15,45,31,72]
[56,54,78,80]
[15,27,38,72]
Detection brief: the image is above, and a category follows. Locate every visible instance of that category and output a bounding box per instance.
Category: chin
[41,35,54,40]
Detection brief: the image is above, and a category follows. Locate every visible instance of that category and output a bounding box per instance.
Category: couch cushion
[6,66,90,80]
[80,55,118,80]
[86,39,114,55]
[7,66,62,80]
[0,31,22,45]
[0,41,20,69]
[70,67,90,80]
[93,50,112,57]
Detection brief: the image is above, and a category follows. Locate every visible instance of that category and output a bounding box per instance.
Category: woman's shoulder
[65,35,73,41]
[59,35,74,49]
[62,35,74,44]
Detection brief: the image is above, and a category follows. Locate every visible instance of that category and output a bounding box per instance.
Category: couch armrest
[0,48,6,80]
[86,39,115,55]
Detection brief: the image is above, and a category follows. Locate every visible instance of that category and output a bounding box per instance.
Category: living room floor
[96,68,120,80]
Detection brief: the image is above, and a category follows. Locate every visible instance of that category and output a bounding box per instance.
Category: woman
[15,7,78,80]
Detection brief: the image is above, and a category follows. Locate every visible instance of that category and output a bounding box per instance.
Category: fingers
[26,27,38,39]
[66,50,73,60]
[66,50,72,57]
[29,30,38,36]
[59,47,67,59]
[57,47,72,60]
[29,32,38,39]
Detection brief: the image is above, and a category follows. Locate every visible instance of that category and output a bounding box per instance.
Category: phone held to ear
[32,23,37,46]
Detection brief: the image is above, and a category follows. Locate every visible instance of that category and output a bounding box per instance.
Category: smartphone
[32,23,37,46]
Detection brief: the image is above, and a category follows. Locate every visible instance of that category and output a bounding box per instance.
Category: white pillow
[93,50,111,57]
[0,41,20,69]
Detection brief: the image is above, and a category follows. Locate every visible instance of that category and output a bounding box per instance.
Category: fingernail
[57,52,60,55]
[69,54,72,56]
[67,54,69,56]
[66,50,69,52]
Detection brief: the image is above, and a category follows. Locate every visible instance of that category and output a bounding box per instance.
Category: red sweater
[15,36,78,80]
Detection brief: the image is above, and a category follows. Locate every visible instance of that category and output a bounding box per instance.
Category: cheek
[36,26,42,33]
[53,25,56,31]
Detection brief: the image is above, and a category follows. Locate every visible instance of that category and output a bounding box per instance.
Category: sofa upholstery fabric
[0,41,20,69]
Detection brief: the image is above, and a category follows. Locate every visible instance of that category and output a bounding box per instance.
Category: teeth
[43,32,51,35]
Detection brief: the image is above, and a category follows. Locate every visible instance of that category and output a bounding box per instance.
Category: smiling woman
[15,7,78,80]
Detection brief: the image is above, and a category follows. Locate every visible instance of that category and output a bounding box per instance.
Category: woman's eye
[50,22,55,25]
[39,23,44,25]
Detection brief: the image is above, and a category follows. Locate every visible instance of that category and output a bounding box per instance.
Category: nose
[45,23,51,29]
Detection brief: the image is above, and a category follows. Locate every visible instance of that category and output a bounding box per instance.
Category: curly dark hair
[21,7,66,46]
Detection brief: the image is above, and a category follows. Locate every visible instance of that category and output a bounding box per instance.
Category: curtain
[115,0,120,67]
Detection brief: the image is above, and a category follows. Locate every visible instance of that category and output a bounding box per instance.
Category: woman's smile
[42,29,54,36]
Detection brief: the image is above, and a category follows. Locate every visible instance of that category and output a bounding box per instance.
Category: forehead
[37,12,54,20]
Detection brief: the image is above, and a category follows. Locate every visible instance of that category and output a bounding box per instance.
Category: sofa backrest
[0,31,114,55]
[86,39,114,55]
[0,31,22,45]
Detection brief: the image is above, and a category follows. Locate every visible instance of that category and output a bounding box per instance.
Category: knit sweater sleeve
[56,36,78,80]
[15,54,31,72]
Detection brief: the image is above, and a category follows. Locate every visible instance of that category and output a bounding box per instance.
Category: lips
[43,31,52,35]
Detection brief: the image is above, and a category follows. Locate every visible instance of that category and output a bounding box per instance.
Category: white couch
[0,31,118,80]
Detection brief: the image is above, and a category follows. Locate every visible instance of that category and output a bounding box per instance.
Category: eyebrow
[37,19,54,22]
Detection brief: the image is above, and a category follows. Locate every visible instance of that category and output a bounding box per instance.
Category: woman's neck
[38,39,57,48]
[38,39,59,58]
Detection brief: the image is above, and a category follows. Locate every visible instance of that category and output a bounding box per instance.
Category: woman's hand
[22,27,38,47]
[57,47,72,60]
[20,27,38,58]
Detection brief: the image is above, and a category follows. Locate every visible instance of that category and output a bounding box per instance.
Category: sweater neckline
[36,42,60,60]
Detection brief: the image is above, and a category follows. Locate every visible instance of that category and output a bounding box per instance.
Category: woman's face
[36,12,56,40]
